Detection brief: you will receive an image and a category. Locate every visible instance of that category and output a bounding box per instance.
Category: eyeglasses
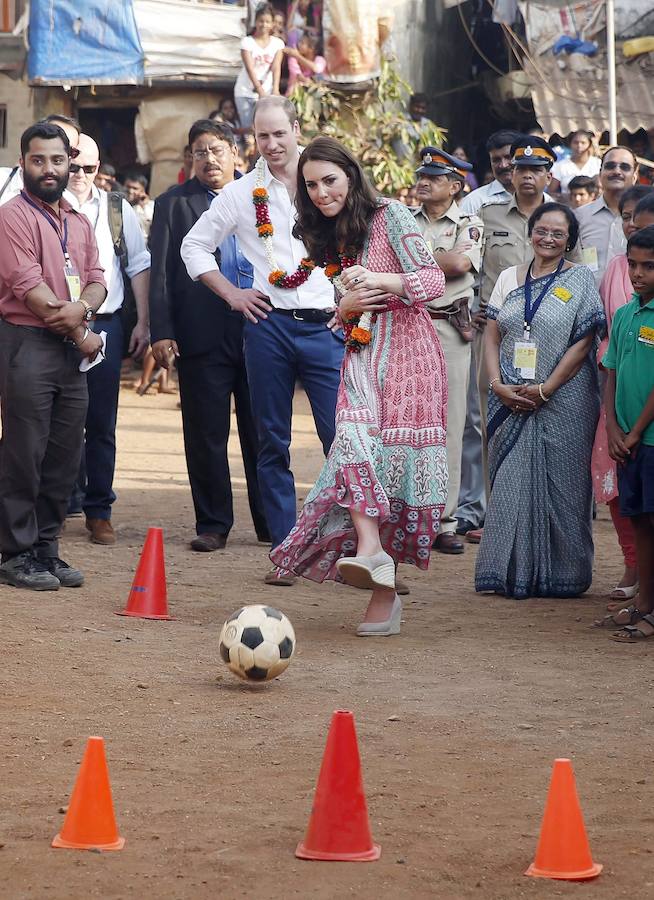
[532,227,568,241]
[69,162,97,174]
[192,144,231,161]
[603,161,633,172]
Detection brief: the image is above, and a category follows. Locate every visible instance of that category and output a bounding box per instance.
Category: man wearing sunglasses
[0,114,81,208]
[575,145,638,285]
[67,133,151,547]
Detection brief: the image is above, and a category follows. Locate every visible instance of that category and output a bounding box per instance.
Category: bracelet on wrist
[489,376,501,391]
[76,327,90,348]
[538,383,550,402]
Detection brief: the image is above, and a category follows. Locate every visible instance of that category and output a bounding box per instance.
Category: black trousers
[176,319,268,540]
[0,321,87,559]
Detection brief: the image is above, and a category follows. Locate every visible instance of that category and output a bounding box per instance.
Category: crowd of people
[0,91,653,643]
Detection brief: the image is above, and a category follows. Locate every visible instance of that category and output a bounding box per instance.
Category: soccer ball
[219,605,296,682]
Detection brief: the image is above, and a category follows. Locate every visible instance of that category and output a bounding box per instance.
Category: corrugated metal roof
[526,51,654,135]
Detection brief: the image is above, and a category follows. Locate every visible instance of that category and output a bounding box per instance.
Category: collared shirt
[459,179,511,216]
[181,160,333,310]
[412,201,483,309]
[602,293,654,446]
[69,185,150,314]
[574,195,619,286]
[0,190,105,327]
[479,194,580,307]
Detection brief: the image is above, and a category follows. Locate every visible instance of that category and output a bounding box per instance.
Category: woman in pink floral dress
[270,137,448,635]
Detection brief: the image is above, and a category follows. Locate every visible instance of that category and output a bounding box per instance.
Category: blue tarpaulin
[28,0,144,85]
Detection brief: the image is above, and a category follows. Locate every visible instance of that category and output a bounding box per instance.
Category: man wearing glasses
[66,133,151,547]
[574,146,638,285]
[149,119,268,553]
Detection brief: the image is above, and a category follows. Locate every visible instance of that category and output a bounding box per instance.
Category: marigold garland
[253,158,317,289]
[324,252,375,352]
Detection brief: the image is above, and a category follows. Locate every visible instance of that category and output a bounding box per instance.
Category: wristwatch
[79,299,94,322]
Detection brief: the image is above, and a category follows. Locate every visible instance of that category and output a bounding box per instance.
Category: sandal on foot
[612,613,654,643]
[606,583,639,611]
[594,605,640,628]
[336,550,395,590]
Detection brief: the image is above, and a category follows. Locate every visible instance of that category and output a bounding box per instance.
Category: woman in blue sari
[475,203,606,598]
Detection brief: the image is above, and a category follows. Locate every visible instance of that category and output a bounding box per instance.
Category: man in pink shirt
[0,122,107,591]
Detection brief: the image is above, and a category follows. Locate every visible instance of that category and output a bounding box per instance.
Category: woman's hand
[514,384,545,409]
[339,287,390,321]
[493,382,537,412]
[340,265,380,292]
[607,420,629,462]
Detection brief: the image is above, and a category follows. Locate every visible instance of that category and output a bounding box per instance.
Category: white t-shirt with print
[235,35,285,99]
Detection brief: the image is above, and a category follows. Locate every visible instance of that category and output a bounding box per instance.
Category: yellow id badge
[638,325,654,346]
[513,340,538,379]
[64,264,81,302]
[581,246,599,272]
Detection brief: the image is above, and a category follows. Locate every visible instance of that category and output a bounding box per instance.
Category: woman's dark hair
[294,137,379,264]
[634,193,654,219]
[527,201,579,251]
[254,2,274,20]
[619,184,653,214]
[627,224,654,254]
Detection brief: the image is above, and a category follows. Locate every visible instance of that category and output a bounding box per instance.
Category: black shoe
[42,556,85,588]
[0,551,60,591]
[432,533,465,554]
[455,518,476,536]
[190,533,227,552]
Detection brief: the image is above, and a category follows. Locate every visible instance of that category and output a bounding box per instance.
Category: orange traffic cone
[525,758,602,880]
[296,710,381,861]
[116,526,174,620]
[52,737,125,851]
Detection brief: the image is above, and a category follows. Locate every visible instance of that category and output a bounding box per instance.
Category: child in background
[273,8,287,40]
[234,3,284,129]
[568,175,599,209]
[603,224,654,642]
[286,0,320,47]
[284,34,326,94]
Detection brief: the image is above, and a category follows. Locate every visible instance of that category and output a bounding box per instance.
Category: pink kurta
[271,200,448,582]
[591,254,633,503]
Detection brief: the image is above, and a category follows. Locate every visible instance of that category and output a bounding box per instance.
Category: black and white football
[219,605,296,682]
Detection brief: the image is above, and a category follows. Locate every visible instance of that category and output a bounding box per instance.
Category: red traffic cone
[296,710,381,861]
[116,526,174,620]
[52,737,125,851]
[525,758,602,880]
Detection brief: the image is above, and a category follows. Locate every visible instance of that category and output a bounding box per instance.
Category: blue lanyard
[523,257,564,337]
[21,190,70,263]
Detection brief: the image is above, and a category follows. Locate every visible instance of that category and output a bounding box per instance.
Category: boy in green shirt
[603,225,654,641]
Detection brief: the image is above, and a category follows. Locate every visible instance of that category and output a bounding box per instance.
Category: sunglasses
[602,161,633,172]
[69,162,97,174]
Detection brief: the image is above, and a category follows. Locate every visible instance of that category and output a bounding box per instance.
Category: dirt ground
[1,381,653,900]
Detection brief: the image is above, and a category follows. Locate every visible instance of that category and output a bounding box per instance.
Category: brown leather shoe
[85,518,116,545]
[432,532,465,554]
[465,528,483,544]
[264,566,296,586]
[190,533,227,552]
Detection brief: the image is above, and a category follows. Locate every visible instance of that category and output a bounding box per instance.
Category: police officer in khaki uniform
[474,136,581,537]
[413,148,483,554]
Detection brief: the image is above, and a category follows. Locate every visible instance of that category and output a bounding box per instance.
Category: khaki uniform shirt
[479,194,581,308]
[574,195,620,286]
[412,202,483,311]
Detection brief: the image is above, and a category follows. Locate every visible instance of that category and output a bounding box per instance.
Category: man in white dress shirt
[67,134,151,546]
[182,95,344,585]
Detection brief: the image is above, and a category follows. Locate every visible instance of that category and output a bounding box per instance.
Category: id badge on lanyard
[513,337,538,380]
[517,258,564,380]
[64,257,81,301]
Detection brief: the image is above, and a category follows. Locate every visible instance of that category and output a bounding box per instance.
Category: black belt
[94,312,115,321]
[270,306,334,323]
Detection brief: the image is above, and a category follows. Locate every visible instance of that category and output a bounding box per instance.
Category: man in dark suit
[149,119,269,550]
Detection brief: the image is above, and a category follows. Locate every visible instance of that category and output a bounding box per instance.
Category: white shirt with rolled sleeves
[181,161,334,311]
[69,185,151,314]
